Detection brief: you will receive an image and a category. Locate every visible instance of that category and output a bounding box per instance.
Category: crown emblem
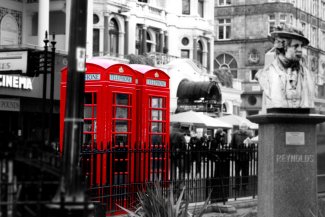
[119,66,124,73]
[154,72,159,78]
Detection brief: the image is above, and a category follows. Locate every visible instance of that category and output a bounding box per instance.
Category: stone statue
[256,25,315,112]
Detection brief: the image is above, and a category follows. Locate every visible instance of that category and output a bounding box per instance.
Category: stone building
[214,0,325,116]
[214,0,325,192]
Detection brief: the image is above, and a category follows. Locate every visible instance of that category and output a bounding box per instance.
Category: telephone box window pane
[84,106,92,118]
[152,97,163,108]
[115,120,128,132]
[151,122,162,132]
[85,93,92,104]
[152,110,162,120]
[116,94,129,105]
[151,134,162,145]
[114,134,128,146]
[116,107,128,118]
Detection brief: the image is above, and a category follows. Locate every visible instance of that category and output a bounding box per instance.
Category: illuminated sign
[0,75,32,90]
[146,79,166,87]
[0,51,28,73]
[85,73,100,81]
[109,74,132,83]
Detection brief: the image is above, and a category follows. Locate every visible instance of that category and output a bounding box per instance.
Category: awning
[170,111,232,129]
[176,80,221,102]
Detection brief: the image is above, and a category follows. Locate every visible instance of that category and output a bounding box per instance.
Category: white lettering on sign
[76,47,86,72]
[276,154,314,163]
[0,51,27,73]
[0,98,20,111]
[0,75,32,90]
[286,132,305,145]
[85,74,100,81]
[109,74,132,83]
[146,79,166,87]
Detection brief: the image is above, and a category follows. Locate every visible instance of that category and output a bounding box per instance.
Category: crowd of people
[169,122,256,200]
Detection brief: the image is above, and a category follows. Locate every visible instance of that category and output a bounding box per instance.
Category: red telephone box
[60,60,170,214]
[129,64,170,182]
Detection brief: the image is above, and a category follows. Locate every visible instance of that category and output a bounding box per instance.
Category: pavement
[189,197,257,217]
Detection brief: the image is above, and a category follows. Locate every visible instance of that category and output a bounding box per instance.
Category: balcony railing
[147,52,179,66]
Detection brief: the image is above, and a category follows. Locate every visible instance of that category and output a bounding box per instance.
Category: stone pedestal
[248,108,325,217]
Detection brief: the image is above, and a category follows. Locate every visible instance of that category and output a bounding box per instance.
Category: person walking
[230,122,252,191]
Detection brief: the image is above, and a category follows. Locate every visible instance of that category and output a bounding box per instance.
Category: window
[321,31,325,50]
[312,0,317,15]
[279,14,286,28]
[182,37,189,46]
[301,21,307,38]
[197,40,203,65]
[269,14,276,34]
[93,29,100,56]
[93,14,99,24]
[322,1,325,19]
[109,18,119,57]
[182,0,190,15]
[181,49,190,58]
[218,18,231,40]
[138,0,148,2]
[251,69,258,81]
[311,26,317,46]
[198,0,204,17]
[83,92,97,145]
[218,0,231,6]
[215,53,238,79]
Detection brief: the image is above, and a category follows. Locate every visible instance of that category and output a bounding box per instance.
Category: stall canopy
[217,114,258,130]
[177,79,221,102]
[170,110,232,129]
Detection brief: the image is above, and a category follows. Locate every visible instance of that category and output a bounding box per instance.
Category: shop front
[0,49,64,146]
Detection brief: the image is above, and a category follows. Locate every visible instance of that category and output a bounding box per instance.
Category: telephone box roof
[87,58,119,69]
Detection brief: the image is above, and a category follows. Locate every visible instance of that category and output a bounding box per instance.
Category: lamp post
[47,0,93,216]
[48,33,56,145]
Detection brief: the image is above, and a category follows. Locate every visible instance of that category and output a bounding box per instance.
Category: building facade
[1,0,235,143]
[214,0,325,116]
[214,0,325,192]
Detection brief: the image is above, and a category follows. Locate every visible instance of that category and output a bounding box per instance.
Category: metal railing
[80,142,258,215]
[0,141,258,216]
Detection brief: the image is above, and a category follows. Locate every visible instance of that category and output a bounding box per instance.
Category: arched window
[215,53,238,79]
[109,18,119,57]
[197,40,203,65]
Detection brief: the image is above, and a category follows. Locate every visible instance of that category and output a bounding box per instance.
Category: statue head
[269,25,309,61]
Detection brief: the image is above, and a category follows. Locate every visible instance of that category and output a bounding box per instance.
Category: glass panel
[219,26,224,39]
[116,94,129,105]
[84,120,93,132]
[151,134,162,145]
[226,26,231,39]
[84,106,92,118]
[152,110,162,121]
[151,122,162,132]
[114,134,128,146]
[182,0,190,14]
[84,93,92,104]
[115,120,128,132]
[116,107,128,119]
[152,97,163,108]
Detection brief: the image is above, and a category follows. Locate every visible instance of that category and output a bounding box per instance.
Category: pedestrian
[230,122,252,191]
[210,128,230,202]
[170,124,187,180]
[189,131,202,175]
[256,24,314,112]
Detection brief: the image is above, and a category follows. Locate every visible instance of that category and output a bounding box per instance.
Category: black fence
[80,142,258,215]
[0,141,258,216]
